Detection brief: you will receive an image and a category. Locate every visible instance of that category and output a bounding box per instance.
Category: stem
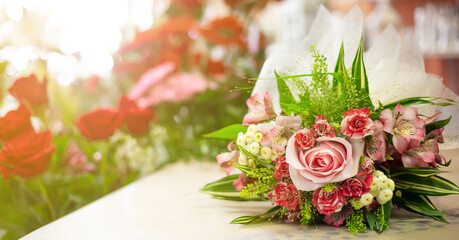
[36,178,56,220]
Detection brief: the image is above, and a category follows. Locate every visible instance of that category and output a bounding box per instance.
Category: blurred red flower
[75,109,121,140]
[199,17,245,47]
[172,0,206,10]
[115,16,196,77]
[0,131,55,178]
[119,96,155,135]
[0,104,34,141]
[8,74,49,106]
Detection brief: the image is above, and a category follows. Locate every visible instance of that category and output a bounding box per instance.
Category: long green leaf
[332,42,346,97]
[231,206,281,224]
[351,38,369,93]
[201,174,266,201]
[392,194,447,222]
[395,174,459,196]
[203,124,248,140]
[425,116,452,134]
[275,71,299,115]
[390,167,447,178]
[383,97,455,110]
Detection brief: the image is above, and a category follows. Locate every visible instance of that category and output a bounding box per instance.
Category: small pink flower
[341,108,374,139]
[380,104,425,154]
[232,173,255,191]
[313,186,345,216]
[268,181,302,211]
[216,150,239,175]
[361,159,374,173]
[295,128,317,151]
[259,119,298,153]
[242,92,276,125]
[274,156,290,181]
[314,115,336,137]
[286,136,363,191]
[63,142,96,174]
[364,120,386,162]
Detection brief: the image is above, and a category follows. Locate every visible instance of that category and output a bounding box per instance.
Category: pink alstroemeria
[364,120,386,162]
[259,115,301,153]
[426,127,445,143]
[401,142,435,167]
[216,151,239,175]
[242,92,276,125]
[424,139,446,167]
[380,104,425,154]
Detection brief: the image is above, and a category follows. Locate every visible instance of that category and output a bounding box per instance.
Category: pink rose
[340,108,374,139]
[295,128,316,150]
[274,156,290,181]
[341,178,371,199]
[313,115,335,137]
[286,136,364,191]
[313,186,345,216]
[268,181,301,211]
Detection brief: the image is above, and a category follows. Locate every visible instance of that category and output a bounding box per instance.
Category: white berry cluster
[359,170,394,207]
[236,125,279,167]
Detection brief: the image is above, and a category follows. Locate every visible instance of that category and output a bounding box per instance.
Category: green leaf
[275,71,299,115]
[438,159,452,167]
[203,124,248,140]
[383,97,455,110]
[332,42,346,96]
[390,167,447,178]
[365,211,376,230]
[425,116,451,134]
[351,38,370,93]
[392,194,447,222]
[201,174,266,201]
[230,206,281,224]
[366,201,391,233]
[395,174,459,196]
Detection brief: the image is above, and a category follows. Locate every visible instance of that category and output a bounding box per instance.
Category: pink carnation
[341,108,374,139]
[313,186,345,216]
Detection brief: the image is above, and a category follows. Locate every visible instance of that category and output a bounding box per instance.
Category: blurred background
[0,0,457,239]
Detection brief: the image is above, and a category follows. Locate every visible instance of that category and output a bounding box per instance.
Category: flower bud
[248,158,256,168]
[373,170,385,178]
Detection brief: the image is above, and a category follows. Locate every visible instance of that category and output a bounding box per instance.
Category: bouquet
[203,38,459,233]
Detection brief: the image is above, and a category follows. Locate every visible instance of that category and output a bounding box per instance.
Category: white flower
[248,125,258,134]
[376,178,389,190]
[360,192,374,206]
[387,179,395,191]
[373,170,385,178]
[377,189,393,204]
[237,132,246,146]
[255,132,263,142]
[238,154,248,165]
[248,158,256,168]
[245,132,255,145]
[249,142,260,155]
[260,147,272,160]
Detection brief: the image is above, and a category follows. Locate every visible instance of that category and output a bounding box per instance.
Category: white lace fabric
[253,6,459,149]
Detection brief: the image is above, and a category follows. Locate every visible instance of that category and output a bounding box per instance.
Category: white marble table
[21,150,459,240]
